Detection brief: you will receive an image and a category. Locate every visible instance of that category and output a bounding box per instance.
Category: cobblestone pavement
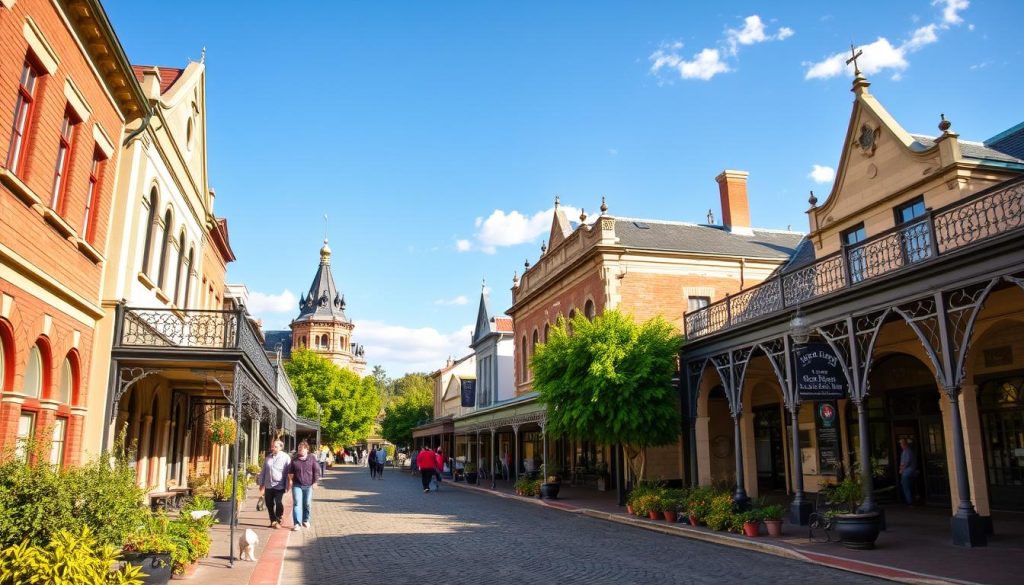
[281,467,888,584]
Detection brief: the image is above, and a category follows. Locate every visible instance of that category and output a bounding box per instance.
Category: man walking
[416,447,436,493]
[289,441,322,531]
[375,445,387,479]
[368,446,378,479]
[257,439,291,529]
[898,438,917,505]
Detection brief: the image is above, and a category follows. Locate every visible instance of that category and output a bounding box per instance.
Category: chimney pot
[715,170,753,235]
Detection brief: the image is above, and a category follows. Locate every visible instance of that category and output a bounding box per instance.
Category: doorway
[754,405,786,492]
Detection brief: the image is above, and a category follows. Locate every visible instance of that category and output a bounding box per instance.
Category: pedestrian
[289,441,322,531]
[433,447,444,491]
[410,448,420,474]
[375,445,387,479]
[898,438,917,505]
[416,447,436,493]
[257,439,291,529]
[368,446,378,479]
[317,446,328,477]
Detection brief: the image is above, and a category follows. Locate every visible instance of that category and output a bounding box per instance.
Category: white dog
[238,528,259,562]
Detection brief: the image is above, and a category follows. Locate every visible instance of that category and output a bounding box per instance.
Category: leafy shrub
[514,477,535,495]
[685,486,717,519]
[209,418,237,445]
[0,526,145,584]
[212,474,247,502]
[759,504,786,521]
[704,494,736,531]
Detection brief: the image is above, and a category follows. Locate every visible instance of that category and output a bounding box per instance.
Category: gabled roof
[209,218,236,263]
[294,240,349,324]
[493,317,513,333]
[613,218,803,259]
[472,287,514,345]
[131,65,185,95]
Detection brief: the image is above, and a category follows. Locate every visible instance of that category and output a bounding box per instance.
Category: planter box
[835,512,882,550]
[539,482,560,499]
[212,500,239,523]
[123,551,172,585]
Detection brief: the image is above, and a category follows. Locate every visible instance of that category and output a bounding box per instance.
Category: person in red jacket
[433,447,445,491]
[416,448,436,493]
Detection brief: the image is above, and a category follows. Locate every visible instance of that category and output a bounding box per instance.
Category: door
[893,420,949,506]
[754,406,786,492]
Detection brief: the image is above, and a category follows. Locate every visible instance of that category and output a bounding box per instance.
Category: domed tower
[289,239,366,375]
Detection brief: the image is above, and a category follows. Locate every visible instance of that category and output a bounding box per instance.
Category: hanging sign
[460,379,476,407]
[795,343,848,400]
[815,401,842,475]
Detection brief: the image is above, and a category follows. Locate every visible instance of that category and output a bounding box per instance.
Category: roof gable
[472,288,491,343]
[547,200,573,250]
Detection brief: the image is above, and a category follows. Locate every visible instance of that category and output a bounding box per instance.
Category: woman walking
[289,441,322,530]
[368,446,378,479]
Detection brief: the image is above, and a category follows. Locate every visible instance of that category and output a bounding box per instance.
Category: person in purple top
[289,440,322,530]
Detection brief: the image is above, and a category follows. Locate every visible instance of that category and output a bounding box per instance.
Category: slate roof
[985,121,1024,161]
[774,237,816,275]
[910,134,1024,165]
[131,65,185,95]
[294,242,350,324]
[613,218,804,259]
[263,330,293,359]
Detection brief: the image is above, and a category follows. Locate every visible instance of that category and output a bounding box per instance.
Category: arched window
[174,230,187,305]
[157,209,172,288]
[0,321,10,391]
[584,300,595,320]
[543,323,549,342]
[520,336,527,382]
[531,329,539,381]
[183,248,194,309]
[57,357,72,403]
[141,188,158,275]
[24,343,44,398]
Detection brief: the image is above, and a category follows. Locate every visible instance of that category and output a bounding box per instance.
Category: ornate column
[711,348,752,509]
[512,423,521,481]
[137,415,153,488]
[945,384,986,546]
[490,428,497,489]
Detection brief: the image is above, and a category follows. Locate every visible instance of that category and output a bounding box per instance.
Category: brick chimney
[715,170,753,236]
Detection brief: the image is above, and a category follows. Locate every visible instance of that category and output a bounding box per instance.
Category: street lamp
[790,308,810,345]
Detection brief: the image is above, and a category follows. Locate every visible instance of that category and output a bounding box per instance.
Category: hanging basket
[209,417,237,445]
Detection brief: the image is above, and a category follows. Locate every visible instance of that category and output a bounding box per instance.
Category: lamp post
[315,402,323,450]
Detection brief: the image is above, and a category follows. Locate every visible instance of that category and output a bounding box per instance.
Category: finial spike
[600,196,608,215]
[541,240,547,254]
[323,213,329,243]
[554,195,560,208]
[707,208,715,224]
[200,46,206,64]
[481,278,486,292]
[938,113,952,133]
[579,208,587,223]
[808,190,818,207]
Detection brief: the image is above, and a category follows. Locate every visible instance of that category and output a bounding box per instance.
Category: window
[50,417,67,466]
[584,299,596,320]
[543,323,549,342]
[842,223,868,284]
[81,149,106,241]
[894,196,930,265]
[182,248,194,308]
[0,328,6,391]
[24,344,42,398]
[15,413,35,461]
[57,357,72,403]
[6,59,41,175]
[174,231,186,305]
[141,189,158,275]
[687,296,710,313]
[520,336,527,382]
[157,209,172,288]
[50,108,79,212]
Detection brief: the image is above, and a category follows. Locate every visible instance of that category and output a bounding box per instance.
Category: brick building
[0,0,145,466]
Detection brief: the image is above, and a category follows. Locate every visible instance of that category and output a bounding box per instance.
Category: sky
[104,0,1023,376]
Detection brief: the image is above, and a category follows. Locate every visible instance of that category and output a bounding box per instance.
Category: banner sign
[795,343,848,400]
[815,401,842,475]
[460,379,476,407]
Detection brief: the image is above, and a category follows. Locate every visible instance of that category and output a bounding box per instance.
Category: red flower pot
[648,511,660,520]
[626,505,635,515]
[743,521,760,537]
[663,511,678,523]
[688,514,700,526]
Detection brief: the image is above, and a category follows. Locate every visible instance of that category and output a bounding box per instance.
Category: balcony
[684,177,1024,340]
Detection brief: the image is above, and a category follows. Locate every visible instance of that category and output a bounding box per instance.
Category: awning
[412,416,454,438]
[453,392,546,432]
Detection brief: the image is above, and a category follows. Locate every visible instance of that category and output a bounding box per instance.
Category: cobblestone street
[281,467,886,584]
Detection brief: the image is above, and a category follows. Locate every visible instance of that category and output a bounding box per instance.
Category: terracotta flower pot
[648,511,660,520]
[663,511,678,523]
[764,519,783,537]
[743,521,760,537]
[627,504,635,515]
[688,514,700,526]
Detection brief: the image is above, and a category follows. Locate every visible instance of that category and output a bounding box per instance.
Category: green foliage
[0,526,145,585]
[380,376,433,447]
[514,476,535,495]
[125,512,212,575]
[531,310,682,474]
[286,349,381,445]
[825,477,863,513]
[704,494,737,531]
[211,474,246,502]
[208,418,237,445]
[0,432,146,550]
[759,504,786,521]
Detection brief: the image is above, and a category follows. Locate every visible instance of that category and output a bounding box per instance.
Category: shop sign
[460,379,476,407]
[815,400,842,475]
[795,343,848,400]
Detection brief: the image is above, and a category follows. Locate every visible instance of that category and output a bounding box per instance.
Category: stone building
[264,239,366,375]
[0,0,146,467]
[681,69,1024,546]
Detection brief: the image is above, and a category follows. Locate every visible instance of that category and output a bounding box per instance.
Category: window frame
[6,58,42,176]
[49,417,67,467]
[842,222,868,284]
[81,148,106,241]
[687,296,711,313]
[894,195,927,225]
[15,412,36,462]
[50,107,79,213]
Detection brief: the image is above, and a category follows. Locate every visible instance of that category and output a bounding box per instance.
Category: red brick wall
[618,273,747,333]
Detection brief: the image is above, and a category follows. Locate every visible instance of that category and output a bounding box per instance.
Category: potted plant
[465,462,478,485]
[828,477,882,549]
[760,504,785,537]
[662,489,683,523]
[539,464,561,499]
[686,487,712,526]
[208,417,236,446]
[123,517,177,585]
[514,476,534,496]
[211,475,246,523]
[532,479,543,498]
[647,490,664,520]
[738,509,762,537]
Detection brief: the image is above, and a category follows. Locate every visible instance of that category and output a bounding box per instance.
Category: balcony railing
[119,306,276,388]
[684,178,1024,340]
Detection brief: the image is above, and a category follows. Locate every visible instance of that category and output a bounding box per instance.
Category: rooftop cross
[846,44,863,77]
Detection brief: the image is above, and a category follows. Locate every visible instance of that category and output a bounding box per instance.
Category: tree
[285,349,381,446]
[380,375,433,448]
[370,365,391,404]
[531,309,682,480]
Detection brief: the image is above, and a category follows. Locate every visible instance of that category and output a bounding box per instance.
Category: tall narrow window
[895,196,930,265]
[24,344,42,398]
[51,108,79,212]
[182,248,194,308]
[141,189,158,275]
[0,329,6,391]
[50,417,67,467]
[81,149,106,241]
[584,299,596,320]
[174,230,186,305]
[15,412,35,461]
[520,336,527,383]
[57,357,72,404]
[842,223,868,284]
[157,209,172,288]
[6,59,41,175]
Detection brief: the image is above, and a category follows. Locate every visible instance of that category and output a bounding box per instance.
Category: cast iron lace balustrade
[684,178,1024,340]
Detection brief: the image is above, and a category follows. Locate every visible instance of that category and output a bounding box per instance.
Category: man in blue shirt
[257,440,292,528]
[898,438,917,505]
[375,445,387,479]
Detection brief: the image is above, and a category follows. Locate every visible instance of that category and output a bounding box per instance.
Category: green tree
[531,309,682,480]
[380,374,434,447]
[285,349,381,446]
[370,365,391,404]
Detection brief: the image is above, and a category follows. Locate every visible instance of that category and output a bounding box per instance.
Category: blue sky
[104,0,1022,376]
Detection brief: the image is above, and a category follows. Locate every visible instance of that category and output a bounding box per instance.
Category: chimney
[715,170,753,236]
[141,66,162,100]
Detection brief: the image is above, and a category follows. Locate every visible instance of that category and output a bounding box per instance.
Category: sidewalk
[445,476,1022,585]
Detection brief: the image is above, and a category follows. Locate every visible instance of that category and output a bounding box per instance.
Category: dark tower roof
[294,239,349,324]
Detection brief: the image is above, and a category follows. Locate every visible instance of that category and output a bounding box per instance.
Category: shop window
[50,108,79,213]
[6,58,42,176]
[24,344,42,398]
[50,417,67,466]
[15,412,35,461]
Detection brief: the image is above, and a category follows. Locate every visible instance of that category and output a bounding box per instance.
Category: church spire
[295,238,348,323]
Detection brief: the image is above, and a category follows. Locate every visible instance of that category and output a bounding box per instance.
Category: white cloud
[455,239,472,252]
[804,1,968,80]
[935,0,969,25]
[808,164,836,184]
[651,14,792,82]
[434,295,469,306]
[458,203,595,254]
[248,289,298,314]
[356,320,475,375]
